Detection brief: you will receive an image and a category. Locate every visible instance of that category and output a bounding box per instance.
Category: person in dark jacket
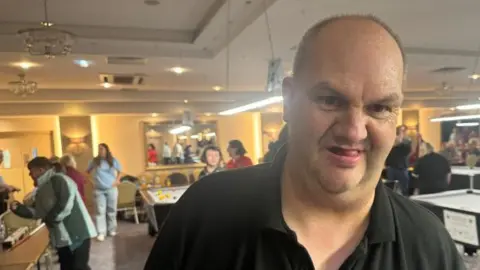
[385,125,412,195]
[263,124,288,163]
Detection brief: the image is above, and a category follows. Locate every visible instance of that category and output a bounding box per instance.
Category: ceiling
[0,0,480,116]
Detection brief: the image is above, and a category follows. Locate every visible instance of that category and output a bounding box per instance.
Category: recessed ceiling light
[151,113,158,117]
[184,99,188,103]
[74,60,93,68]
[11,61,39,70]
[470,74,480,80]
[212,86,223,91]
[40,21,54,27]
[102,82,113,89]
[167,66,188,75]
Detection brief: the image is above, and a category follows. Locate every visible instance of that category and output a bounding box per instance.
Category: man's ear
[282,77,295,123]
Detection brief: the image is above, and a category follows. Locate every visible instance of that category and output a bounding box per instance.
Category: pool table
[411,190,480,255]
[449,167,480,190]
[140,186,189,236]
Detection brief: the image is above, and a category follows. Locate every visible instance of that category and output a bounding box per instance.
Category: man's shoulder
[176,163,272,214]
[387,191,457,249]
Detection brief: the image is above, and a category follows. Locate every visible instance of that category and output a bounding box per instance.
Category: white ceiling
[0,0,480,115]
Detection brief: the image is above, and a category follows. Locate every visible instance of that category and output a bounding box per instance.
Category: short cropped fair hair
[293,14,405,76]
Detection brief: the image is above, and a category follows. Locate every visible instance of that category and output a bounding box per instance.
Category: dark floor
[44,220,155,270]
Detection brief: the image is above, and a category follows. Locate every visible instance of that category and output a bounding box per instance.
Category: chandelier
[8,74,38,97]
[17,0,74,58]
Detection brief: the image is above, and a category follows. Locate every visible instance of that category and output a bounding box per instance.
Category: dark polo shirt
[144,147,465,270]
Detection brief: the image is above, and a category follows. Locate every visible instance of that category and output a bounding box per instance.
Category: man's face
[29,167,46,186]
[283,20,404,195]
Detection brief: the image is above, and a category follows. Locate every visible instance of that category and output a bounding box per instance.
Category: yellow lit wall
[0,116,61,200]
[217,113,261,165]
[92,113,262,176]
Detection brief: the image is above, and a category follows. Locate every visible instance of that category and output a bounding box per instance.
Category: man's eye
[315,96,344,110]
[366,104,394,119]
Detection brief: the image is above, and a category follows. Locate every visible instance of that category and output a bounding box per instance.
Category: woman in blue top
[87,143,122,241]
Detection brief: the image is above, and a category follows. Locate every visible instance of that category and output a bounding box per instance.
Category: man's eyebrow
[371,93,402,104]
[307,81,345,97]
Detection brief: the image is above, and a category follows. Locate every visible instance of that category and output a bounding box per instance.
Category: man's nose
[333,108,368,143]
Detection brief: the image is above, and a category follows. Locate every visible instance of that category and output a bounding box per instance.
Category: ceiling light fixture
[456,104,480,110]
[11,61,39,70]
[212,86,223,91]
[456,122,479,127]
[169,125,191,135]
[8,74,38,97]
[431,114,480,122]
[74,60,92,68]
[102,82,113,89]
[469,74,480,80]
[168,66,188,75]
[183,99,188,103]
[219,96,284,115]
[151,113,158,117]
[18,0,74,58]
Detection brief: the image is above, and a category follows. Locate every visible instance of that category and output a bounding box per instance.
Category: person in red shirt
[226,140,253,169]
[59,154,86,203]
[147,144,158,166]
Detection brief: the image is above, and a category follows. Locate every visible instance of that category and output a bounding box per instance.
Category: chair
[166,173,189,186]
[117,181,139,224]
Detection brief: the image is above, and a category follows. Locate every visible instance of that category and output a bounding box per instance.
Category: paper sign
[443,210,479,246]
[265,58,283,93]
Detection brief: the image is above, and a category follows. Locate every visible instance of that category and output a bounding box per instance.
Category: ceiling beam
[0,89,272,103]
[0,22,194,43]
[0,101,243,116]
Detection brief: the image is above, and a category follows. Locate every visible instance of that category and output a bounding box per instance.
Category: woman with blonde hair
[60,154,86,203]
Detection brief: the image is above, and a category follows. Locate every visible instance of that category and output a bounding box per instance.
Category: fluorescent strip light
[205,132,216,137]
[456,104,480,110]
[219,96,283,116]
[190,135,199,139]
[169,125,191,135]
[431,114,480,122]
[456,122,479,127]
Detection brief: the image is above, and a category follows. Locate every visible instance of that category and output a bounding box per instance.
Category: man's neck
[281,161,375,230]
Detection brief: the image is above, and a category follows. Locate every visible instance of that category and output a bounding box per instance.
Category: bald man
[145,16,465,270]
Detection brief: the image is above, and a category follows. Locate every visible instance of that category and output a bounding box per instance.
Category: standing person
[60,154,86,203]
[146,144,158,167]
[263,124,289,163]
[87,143,122,242]
[198,145,224,179]
[173,142,183,164]
[385,125,412,195]
[10,157,96,270]
[144,15,464,270]
[226,140,253,169]
[162,142,171,165]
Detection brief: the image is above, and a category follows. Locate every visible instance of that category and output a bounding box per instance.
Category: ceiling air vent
[99,74,146,86]
[431,66,466,73]
[107,56,147,65]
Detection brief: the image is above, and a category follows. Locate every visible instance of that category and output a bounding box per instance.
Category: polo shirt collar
[261,144,396,244]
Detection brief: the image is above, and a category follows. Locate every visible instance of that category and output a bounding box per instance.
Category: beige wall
[217,113,262,165]
[0,117,59,200]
